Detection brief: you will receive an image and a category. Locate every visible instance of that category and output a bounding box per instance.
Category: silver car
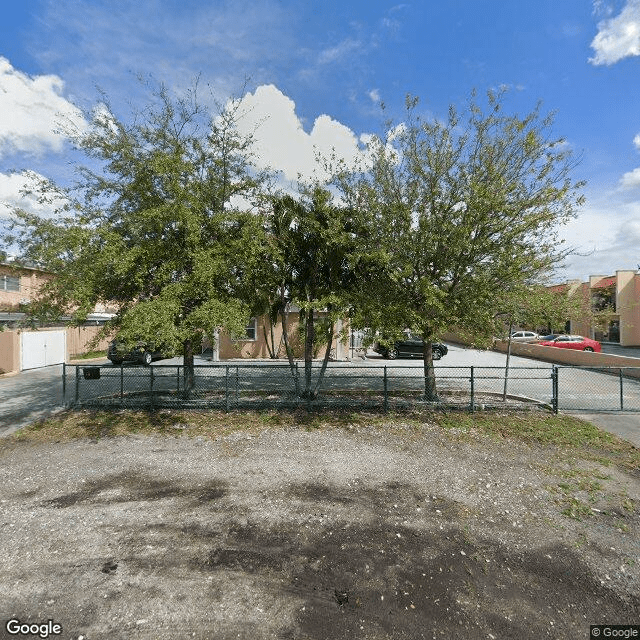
[510,331,540,343]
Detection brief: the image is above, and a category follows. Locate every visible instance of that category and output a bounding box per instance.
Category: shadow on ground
[3,472,637,639]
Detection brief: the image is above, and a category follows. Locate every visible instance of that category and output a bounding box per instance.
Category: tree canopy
[334,91,585,398]
[261,186,361,397]
[6,84,267,386]
[4,85,585,404]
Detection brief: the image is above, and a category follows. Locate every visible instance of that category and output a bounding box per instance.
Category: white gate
[21,330,66,370]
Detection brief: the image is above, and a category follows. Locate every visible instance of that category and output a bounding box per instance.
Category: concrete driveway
[0,364,66,437]
[0,355,214,437]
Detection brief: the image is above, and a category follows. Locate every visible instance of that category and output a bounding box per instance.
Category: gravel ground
[0,421,639,639]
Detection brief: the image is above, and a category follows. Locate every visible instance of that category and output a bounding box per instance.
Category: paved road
[1,345,640,447]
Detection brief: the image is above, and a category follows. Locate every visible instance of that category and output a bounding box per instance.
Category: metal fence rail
[62,363,640,413]
[556,366,640,412]
[62,363,554,412]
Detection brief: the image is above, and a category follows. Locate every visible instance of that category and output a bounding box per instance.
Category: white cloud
[614,133,640,191]
[590,0,640,65]
[619,167,640,189]
[614,216,640,244]
[0,57,86,158]
[235,84,367,183]
[368,89,381,104]
[557,197,640,280]
[0,171,68,219]
[317,38,364,66]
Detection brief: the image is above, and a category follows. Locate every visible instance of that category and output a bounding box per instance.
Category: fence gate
[21,330,66,370]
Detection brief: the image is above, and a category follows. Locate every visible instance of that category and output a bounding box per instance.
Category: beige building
[212,311,350,361]
[567,270,640,346]
[0,263,54,311]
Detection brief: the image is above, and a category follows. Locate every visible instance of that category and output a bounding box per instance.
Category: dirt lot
[0,412,639,639]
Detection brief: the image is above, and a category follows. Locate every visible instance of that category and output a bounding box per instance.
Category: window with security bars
[1,275,20,292]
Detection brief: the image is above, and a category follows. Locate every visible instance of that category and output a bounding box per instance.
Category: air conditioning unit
[20,298,31,305]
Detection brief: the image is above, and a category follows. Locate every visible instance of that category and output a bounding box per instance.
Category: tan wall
[0,330,20,375]
[617,270,640,346]
[570,282,592,337]
[67,325,115,358]
[0,266,53,311]
[493,340,640,379]
[217,313,349,360]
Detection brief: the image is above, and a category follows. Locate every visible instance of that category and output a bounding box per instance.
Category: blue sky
[1,0,640,281]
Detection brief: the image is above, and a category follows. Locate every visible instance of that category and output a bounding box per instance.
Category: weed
[561,498,593,520]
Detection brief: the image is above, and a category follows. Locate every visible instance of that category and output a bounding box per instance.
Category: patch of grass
[2,408,639,477]
[556,467,611,481]
[69,350,107,360]
[574,533,588,548]
[561,498,593,520]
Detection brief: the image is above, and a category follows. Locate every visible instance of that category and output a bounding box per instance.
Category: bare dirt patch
[0,415,638,639]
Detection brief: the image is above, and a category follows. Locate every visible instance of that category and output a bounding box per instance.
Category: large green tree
[6,84,266,389]
[263,187,360,398]
[335,91,585,400]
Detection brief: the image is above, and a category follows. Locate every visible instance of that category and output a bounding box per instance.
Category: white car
[510,331,540,342]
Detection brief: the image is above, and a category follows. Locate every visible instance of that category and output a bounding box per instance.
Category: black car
[373,335,448,360]
[107,340,166,366]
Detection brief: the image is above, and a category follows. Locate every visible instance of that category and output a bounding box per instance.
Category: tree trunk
[263,324,275,359]
[304,307,315,398]
[313,320,335,396]
[183,338,195,398]
[262,303,278,359]
[422,339,439,402]
[269,313,276,358]
[280,294,300,396]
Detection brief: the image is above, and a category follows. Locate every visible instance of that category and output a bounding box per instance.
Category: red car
[537,334,601,352]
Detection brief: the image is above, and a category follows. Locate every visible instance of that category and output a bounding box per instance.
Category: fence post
[383,366,388,412]
[552,366,558,414]
[177,365,180,394]
[470,366,474,413]
[120,364,124,405]
[149,366,154,411]
[74,366,79,406]
[620,368,624,411]
[62,363,66,406]
[235,366,239,406]
[225,365,229,413]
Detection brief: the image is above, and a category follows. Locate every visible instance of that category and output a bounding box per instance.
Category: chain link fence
[555,366,640,412]
[62,362,555,412]
[63,362,640,413]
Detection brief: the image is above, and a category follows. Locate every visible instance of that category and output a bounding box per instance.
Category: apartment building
[0,262,53,311]
[567,270,640,346]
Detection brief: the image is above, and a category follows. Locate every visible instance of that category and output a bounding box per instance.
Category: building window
[244,317,257,341]
[230,318,258,342]
[1,275,20,292]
